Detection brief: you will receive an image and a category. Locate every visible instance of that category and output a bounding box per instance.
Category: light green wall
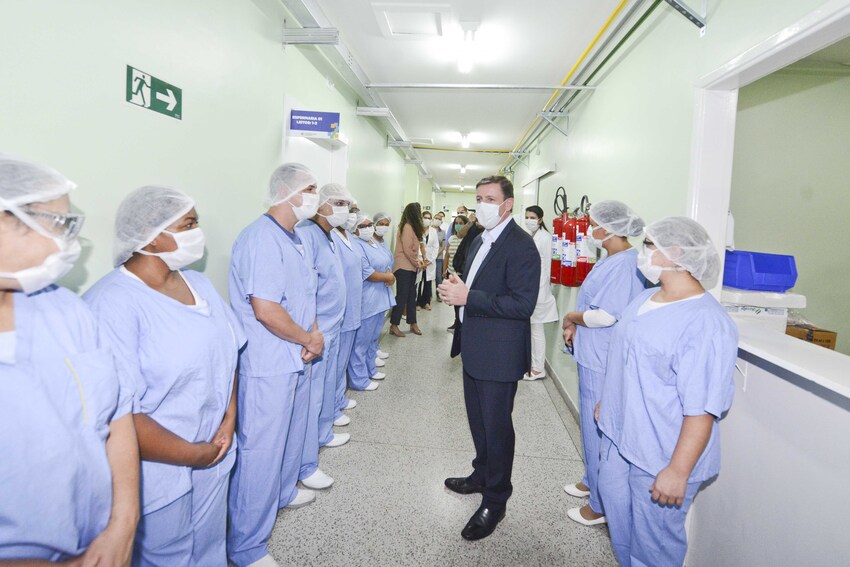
[434,192,476,216]
[731,68,850,355]
[512,0,831,406]
[0,0,410,294]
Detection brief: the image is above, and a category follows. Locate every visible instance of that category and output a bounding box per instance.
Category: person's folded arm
[401,225,420,265]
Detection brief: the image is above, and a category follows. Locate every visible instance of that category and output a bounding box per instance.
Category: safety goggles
[19,206,85,240]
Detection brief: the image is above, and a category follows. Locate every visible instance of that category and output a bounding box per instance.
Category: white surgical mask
[357,227,374,241]
[525,219,540,233]
[344,213,358,232]
[138,227,206,271]
[292,192,320,221]
[375,225,390,237]
[637,248,683,284]
[476,201,504,230]
[0,237,81,294]
[322,206,350,228]
[586,225,614,251]
[422,219,431,227]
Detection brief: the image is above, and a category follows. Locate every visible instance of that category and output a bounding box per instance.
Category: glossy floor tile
[266,302,617,566]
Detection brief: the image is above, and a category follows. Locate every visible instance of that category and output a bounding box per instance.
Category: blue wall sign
[290,110,340,139]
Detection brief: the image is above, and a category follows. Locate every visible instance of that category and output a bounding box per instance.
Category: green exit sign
[125,65,182,120]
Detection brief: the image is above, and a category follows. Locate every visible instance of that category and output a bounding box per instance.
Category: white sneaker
[371,372,386,380]
[377,349,390,359]
[284,488,316,509]
[247,554,280,567]
[523,371,546,381]
[334,414,351,426]
[567,506,607,526]
[344,399,357,410]
[301,469,334,489]
[563,483,591,497]
[324,433,350,448]
[375,357,386,368]
[364,381,379,391]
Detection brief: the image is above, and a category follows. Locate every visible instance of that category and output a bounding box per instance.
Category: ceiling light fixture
[457,22,479,74]
[356,106,392,117]
[461,134,470,149]
[460,165,466,174]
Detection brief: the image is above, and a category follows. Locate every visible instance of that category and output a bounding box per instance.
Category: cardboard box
[785,324,837,350]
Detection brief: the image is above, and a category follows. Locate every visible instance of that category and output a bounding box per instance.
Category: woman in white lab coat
[416,210,439,311]
[523,205,559,380]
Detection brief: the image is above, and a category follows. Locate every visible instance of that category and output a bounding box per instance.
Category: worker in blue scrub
[296,182,353,494]
[227,163,323,567]
[0,154,139,564]
[348,212,395,391]
[331,203,372,412]
[561,201,645,528]
[84,186,245,566]
[371,211,394,363]
[349,213,396,391]
[596,217,738,567]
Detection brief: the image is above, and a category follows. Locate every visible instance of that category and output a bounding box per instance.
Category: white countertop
[736,320,850,400]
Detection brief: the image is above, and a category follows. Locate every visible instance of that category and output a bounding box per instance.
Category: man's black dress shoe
[444,477,484,494]
[461,506,505,541]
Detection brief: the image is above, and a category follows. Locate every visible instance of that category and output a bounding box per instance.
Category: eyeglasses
[21,207,85,240]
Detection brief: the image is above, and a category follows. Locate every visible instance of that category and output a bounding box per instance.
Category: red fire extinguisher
[551,187,568,284]
[574,195,594,285]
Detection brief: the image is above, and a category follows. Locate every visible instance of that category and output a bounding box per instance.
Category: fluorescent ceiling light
[460,165,466,174]
[282,27,340,45]
[356,106,392,117]
[457,22,478,74]
[461,134,470,149]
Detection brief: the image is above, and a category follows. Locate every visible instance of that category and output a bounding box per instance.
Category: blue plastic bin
[723,250,797,292]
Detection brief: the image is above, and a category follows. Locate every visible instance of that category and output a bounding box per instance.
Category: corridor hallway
[266,302,618,566]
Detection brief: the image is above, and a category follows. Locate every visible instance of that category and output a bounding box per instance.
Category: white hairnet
[113,186,195,267]
[0,153,76,208]
[373,211,391,224]
[318,182,352,206]
[355,212,373,226]
[267,163,317,206]
[646,216,720,283]
[588,200,644,237]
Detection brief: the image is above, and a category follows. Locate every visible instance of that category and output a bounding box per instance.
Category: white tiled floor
[266,302,617,566]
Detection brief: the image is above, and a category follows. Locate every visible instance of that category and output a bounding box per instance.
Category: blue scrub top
[598,289,738,481]
[331,229,370,332]
[230,215,318,377]
[355,238,396,319]
[0,286,131,561]
[84,269,246,515]
[574,248,645,373]
[296,220,346,334]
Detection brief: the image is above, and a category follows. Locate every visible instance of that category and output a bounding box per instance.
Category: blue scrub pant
[335,329,357,419]
[578,364,605,514]
[133,492,193,566]
[300,328,341,479]
[597,435,701,567]
[366,313,385,377]
[191,450,235,566]
[227,370,310,567]
[348,313,384,390]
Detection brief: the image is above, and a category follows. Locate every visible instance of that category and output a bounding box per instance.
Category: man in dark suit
[437,175,540,540]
